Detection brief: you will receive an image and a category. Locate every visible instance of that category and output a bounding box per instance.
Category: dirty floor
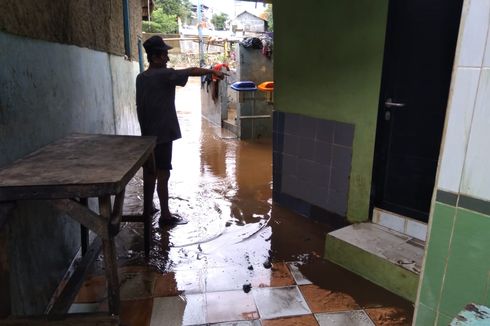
[71,78,413,325]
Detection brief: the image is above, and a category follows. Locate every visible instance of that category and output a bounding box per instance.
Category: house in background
[231,11,268,34]
[0,0,143,316]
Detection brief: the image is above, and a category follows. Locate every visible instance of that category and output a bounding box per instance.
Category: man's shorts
[153,142,173,170]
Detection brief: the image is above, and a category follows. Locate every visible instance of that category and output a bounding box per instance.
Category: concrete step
[324,222,424,302]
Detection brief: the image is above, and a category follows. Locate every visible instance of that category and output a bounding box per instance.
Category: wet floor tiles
[261,314,318,326]
[206,290,259,323]
[315,310,375,325]
[287,262,313,286]
[73,261,412,325]
[120,298,154,326]
[203,262,295,293]
[252,286,311,319]
[299,284,360,313]
[364,307,411,325]
[150,295,206,326]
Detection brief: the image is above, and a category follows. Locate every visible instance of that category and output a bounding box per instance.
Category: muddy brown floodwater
[112,77,413,325]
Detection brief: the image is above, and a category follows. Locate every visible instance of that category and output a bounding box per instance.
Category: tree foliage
[154,0,192,24]
[143,8,178,33]
[142,0,191,33]
[264,4,273,31]
[211,13,229,31]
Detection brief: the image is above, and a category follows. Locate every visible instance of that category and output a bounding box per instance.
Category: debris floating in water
[263,260,272,269]
[242,283,252,293]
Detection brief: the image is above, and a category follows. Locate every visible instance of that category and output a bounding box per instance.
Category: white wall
[437,0,490,201]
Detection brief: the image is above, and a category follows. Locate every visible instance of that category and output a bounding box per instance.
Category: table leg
[144,212,151,258]
[0,202,15,318]
[79,198,89,256]
[98,195,120,316]
[143,152,156,258]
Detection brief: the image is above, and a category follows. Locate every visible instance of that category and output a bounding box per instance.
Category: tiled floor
[72,262,409,325]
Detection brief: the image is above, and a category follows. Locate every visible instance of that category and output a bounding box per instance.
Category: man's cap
[143,36,172,53]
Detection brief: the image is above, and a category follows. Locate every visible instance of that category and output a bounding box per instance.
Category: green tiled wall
[415,202,490,325]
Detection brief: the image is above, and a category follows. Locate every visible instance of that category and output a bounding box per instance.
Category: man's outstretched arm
[179,67,226,80]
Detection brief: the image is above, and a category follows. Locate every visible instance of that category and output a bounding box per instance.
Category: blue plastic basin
[230,81,257,91]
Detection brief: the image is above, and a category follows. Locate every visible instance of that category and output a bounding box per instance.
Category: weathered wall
[201,79,229,127]
[236,45,273,139]
[273,0,388,222]
[0,0,141,60]
[0,6,140,313]
[0,30,141,315]
[0,32,118,166]
[111,55,141,135]
[415,0,490,324]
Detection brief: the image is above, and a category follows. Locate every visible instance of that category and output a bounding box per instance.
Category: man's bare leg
[143,167,157,217]
[156,169,172,219]
[156,169,188,225]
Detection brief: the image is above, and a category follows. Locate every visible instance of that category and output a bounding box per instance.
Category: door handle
[385,98,406,108]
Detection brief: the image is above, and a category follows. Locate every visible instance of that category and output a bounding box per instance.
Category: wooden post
[0,202,14,318]
[79,198,89,256]
[98,195,120,316]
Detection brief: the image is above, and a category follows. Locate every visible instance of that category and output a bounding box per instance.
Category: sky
[190,0,268,18]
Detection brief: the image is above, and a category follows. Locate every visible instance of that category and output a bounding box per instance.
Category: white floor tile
[252,286,310,319]
[315,310,375,326]
[287,262,312,285]
[150,294,206,326]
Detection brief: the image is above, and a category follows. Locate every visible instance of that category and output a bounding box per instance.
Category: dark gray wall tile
[284,113,301,136]
[316,119,335,142]
[298,160,330,187]
[308,185,329,209]
[273,171,282,192]
[282,154,298,177]
[459,195,490,216]
[282,175,298,197]
[275,113,354,218]
[334,122,355,147]
[327,189,348,216]
[273,152,283,172]
[273,131,284,153]
[436,190,458,206]
[330,166,350,193]
[284,134,300,156]
[299,137,316,161]
[332,145,352,168]
[273,111,285,133]
[315,141,332,166]
[299,116,317,139]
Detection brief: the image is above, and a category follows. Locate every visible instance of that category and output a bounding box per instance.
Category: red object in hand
[212,63,230,81]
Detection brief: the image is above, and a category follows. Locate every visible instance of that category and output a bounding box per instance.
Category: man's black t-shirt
[136,68,189,143]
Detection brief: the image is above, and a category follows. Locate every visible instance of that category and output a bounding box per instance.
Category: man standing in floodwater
[137,35,225,226]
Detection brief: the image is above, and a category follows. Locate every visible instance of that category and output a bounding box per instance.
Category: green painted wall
[274,1,388,222]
